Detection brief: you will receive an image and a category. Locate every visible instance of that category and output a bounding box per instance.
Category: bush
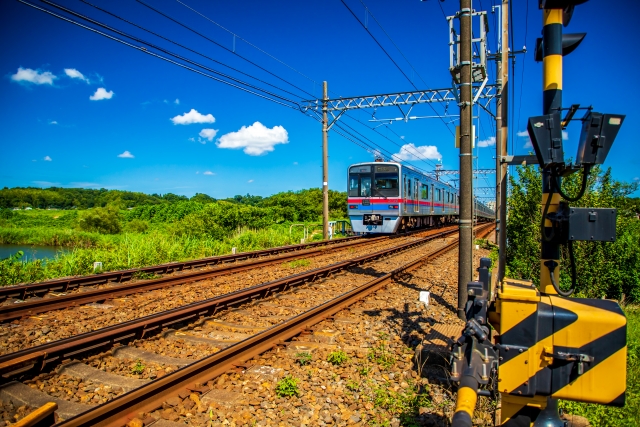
[126,219,149,234]
[76,207,121,234]
[506,165,640,301]
[275,375,300,398]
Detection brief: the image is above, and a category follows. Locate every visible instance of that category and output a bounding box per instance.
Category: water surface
[0,244,69,262]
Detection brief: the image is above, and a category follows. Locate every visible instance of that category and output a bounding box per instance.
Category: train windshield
[348,164,399,197]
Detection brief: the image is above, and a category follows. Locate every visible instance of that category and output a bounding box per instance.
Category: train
[347,161,495,234]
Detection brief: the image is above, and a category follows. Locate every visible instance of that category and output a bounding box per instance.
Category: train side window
[360,176,372,197]
[349,175,359,197]
[421,184,427,200]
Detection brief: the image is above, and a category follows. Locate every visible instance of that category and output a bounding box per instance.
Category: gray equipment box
[567,208,616,242]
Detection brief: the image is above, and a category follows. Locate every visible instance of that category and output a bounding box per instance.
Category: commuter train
[347,161,494,234]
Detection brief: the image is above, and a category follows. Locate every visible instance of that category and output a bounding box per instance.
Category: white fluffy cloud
[217,122,288,156]
[171,109,215,125]
[43,155,52,161]
[117,150,134,158]
[49,120,58,125]
[517,130,533,148]
[199,128,218,142]
[90,87,114,101]
[64,68,89,83]
[478,136,496,148]
[391,143,441,161]
[203,171,215,175]
[11,67,56,85]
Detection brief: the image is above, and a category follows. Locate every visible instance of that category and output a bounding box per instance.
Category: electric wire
[516,0,528,137]
[78,0,308,101]
[18,0,301,111]
[175,0,321,93]
[340,0,455,136]
[135,0,317,99]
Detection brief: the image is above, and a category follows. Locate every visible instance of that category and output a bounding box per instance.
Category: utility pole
[322,81,329,240]
[497,0,508,282]
[457,0,473,321]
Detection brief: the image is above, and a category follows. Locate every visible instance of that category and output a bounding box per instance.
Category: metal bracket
[327,110,345,131]
[500,155,539,165]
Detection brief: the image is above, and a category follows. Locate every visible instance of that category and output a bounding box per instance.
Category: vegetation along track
[0,227,451,324]
[0,224,493,425]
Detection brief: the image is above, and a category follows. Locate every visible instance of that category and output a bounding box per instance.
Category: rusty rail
[0,227,456,322]
[0,235,369,302]
[0,225,477,379]
[57,223,494,427]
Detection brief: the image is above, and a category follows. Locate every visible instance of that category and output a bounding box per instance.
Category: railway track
[1,224,493,426]
[0,227,454,323]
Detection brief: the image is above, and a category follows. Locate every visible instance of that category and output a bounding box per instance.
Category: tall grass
[0,225,324,286]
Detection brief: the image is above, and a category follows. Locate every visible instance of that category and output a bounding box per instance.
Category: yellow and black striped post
[540,8,563,296]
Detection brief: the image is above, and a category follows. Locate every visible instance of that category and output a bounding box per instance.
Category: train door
[413,179,419,213]
[403,175,408,213]
[442,189,446,213]
[430,184,435,213]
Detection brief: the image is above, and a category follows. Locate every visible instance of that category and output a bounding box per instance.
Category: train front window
[373,165,399,197]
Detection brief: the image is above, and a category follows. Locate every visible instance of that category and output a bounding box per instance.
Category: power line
[135,0,317,99]
[175,0,321,93]
[20,0,301,110]
[516,0,529,138]
[340,0,455,137]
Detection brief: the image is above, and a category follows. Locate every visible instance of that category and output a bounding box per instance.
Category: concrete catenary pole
[457,0,473,321]
[497,0,509,283]
[322,81,329,240]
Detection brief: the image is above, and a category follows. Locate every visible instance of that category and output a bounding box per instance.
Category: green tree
[506,165,640,301]
[76,206,122,234]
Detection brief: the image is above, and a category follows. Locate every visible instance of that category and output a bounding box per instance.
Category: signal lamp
[349,205,357,209]
[576,112,625,166]
[389,205,399,209]
[527,112,564,168]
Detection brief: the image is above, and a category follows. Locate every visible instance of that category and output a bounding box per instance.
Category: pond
[0,244,69,262]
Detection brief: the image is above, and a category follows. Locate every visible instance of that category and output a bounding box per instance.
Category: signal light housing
[527,112,564,168]
[576,112,625,166]
[349,205,358,209]
[534,33,586,62]
[389,205,399,209]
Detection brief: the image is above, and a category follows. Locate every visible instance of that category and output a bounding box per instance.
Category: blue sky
[1,0,638,199]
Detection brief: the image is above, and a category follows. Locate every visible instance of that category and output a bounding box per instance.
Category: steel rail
[0,225,477,379]
[58,223,494,427]
[0,227,457,322]
[0,235,367,302]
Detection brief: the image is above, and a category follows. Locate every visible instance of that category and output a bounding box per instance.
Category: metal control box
[567,208,616,242]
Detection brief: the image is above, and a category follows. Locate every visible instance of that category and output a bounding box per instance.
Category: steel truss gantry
[302,84,498,118]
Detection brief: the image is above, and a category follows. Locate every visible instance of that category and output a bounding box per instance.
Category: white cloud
[195,171,200,174]
[217,122,289,156]
[171,109,215,125]
[293,161,298,165]
[64,68,89,83]
[400,136,405,140]
[248,179,254,183]
[117,150,134,158]
[562,131,569,141]
[199,128,218,142]
[49,120,58,125]
[517,129,533,149]
[43,155,52,161]
[203,171,215,175]
[90,87,114,101]
[33,180,60,186]
[175,99,180,105]
[391,143,441,161]
[478,136,496,148]
[11,67,56,85]
[188,137,195,142]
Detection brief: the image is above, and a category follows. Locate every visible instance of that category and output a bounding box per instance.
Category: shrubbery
[506,165,640,301]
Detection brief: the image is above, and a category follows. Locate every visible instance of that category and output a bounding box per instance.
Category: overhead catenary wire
[18,0,301,110]
[340,0,455,137]
[78,0,308,101]
[135,0,317,99]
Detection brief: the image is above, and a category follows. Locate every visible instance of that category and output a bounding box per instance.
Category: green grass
[0,226,325,285]
[275,375,300,398]
[559,305,640,426]
[327,350,349,365]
